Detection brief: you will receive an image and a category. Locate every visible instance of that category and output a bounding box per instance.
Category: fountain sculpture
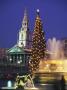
[15,75,38,89]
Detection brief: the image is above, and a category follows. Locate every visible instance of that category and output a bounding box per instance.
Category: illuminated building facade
[0,10,32,75]
[6,10,32,74]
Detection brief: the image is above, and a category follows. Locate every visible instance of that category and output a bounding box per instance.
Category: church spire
[24,9,27,17]
[22,9,28,30]
[18,9,29,48]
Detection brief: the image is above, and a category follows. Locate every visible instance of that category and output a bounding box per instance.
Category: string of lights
[29,9,46,75]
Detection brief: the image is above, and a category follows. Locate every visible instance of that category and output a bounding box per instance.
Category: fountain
[36,37,67,85]
[24,75,34,88]
[46,38,67,73]
[39,37,65,72]
[47,37,64,59]
[15,75,38,90]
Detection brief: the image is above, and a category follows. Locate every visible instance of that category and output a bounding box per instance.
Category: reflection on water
[0,80,67,90]
[35,84,54,90]
[0,80,53,90]
[0,80,54,90]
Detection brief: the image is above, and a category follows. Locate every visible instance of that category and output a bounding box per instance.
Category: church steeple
[22,9,28,31]
[18,9,29,48]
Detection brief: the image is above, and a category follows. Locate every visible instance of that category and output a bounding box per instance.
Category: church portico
[7,52,30,65]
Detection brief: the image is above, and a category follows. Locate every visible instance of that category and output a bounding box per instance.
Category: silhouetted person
[60,75,65,90]
[53,80,59,90]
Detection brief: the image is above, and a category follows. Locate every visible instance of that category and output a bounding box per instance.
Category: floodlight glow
[7,80,12,87]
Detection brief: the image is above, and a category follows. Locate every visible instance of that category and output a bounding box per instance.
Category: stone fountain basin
[1,87,38,90]
[25,87,38,90]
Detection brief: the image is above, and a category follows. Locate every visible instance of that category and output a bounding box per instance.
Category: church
[6,10,32,74]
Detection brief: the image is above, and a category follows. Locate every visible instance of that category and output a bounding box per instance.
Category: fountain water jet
[47,37,64,59]
[15,75,38,90]
[39,37,67,72]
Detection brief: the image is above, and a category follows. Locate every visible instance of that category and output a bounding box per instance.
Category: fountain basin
[25,87,38,90]
[39,59,67,73]
[1,87,38,90]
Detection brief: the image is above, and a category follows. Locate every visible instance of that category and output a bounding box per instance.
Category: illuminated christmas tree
[29,9,46,75]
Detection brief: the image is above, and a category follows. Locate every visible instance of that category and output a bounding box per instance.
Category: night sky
[0,0,67,48]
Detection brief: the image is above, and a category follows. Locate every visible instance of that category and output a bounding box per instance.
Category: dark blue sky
[0,0,67,48]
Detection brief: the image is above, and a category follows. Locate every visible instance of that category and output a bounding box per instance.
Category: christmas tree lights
[29,9,46,75]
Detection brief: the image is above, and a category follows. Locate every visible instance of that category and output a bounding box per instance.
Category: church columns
[19,55,22,63]
[13,55,15,63]
[7,53,30,65]
[16,55,18,63]
[23,54,25,64]
[9,55,12,62]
